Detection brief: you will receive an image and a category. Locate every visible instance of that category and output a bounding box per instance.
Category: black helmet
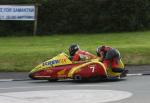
[69,44,80,56]
[96,46,105,56]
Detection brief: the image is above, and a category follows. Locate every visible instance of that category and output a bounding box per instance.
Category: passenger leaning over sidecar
[96,45,128,77]
[69,44,97,61]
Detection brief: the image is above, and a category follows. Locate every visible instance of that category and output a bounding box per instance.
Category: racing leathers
[70,50,97,61]
[98,46,124,73]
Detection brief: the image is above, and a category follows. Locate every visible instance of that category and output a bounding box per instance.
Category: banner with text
[0,5,35,21]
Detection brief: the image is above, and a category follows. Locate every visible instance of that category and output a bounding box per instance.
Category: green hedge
[0,0,150,36]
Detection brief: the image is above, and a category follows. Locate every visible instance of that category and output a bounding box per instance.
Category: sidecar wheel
[73,75,82,81]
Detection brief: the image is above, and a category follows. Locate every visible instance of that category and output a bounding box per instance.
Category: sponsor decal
[42,59,67,66]
[43,60,59,66]
[88,65,96,73]
[0,5,35,21]
[59,59,67,63]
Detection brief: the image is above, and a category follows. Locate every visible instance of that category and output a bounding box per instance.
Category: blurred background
[0,0,149,36]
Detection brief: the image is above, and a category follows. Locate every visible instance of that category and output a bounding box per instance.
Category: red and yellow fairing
[30,53,72,73]
[68,59,107,79]
[29,53,108,80]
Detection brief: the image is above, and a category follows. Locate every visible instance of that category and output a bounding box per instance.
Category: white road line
[0,86,53,90]
[127,73,143,76]
[0,79,13,82]
[0,84,109,90]
[0,90,133,103]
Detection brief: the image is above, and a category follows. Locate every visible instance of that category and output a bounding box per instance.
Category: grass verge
[0,31,150,72]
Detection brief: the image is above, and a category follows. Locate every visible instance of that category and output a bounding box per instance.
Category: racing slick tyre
[73,75,82,81]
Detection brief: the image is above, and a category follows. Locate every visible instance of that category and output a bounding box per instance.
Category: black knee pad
[112,68,124,73]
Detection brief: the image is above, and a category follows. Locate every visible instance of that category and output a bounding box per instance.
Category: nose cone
[29,73,36,79]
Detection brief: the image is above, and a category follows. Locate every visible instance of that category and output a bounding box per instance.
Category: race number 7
[90,66,95,73]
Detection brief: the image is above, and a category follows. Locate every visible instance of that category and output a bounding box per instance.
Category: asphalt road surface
[0,65,150,103]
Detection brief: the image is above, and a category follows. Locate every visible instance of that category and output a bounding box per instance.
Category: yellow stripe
[68,61,107,78]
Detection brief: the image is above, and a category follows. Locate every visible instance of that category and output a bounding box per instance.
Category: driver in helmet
[69,44,97,61]
[96,45,126,74]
